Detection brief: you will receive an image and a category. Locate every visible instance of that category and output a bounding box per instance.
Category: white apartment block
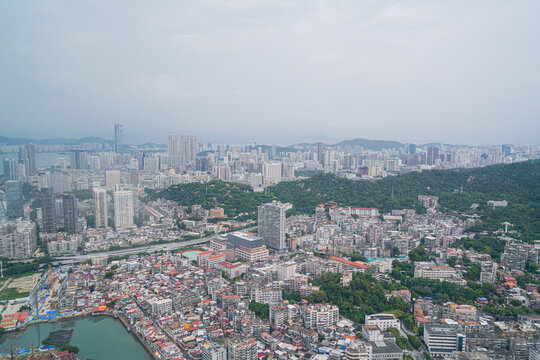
[276,261,297,281]
[303,304,339,330]
[201,343,226,360]
[255,288,282,305]
[364,313,401,331]
[414,263,457,280]
[114,190,134,229]
[149,298,173,315]
[0,219,37,258]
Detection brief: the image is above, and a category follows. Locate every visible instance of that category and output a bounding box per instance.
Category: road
[53,227,257,265]
[54,236,213,265]
[401,324,428,360]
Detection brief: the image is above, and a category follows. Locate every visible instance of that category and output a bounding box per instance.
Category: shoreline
[1,313,156,359]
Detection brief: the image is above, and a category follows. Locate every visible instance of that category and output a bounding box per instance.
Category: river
[0,316,150,359]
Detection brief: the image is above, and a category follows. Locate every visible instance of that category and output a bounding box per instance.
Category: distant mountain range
[295,138,405,151]
[0,136,114,146]
[334,138,405,150]
[0,136,499,150]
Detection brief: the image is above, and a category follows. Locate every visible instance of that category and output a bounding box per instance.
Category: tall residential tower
[93,188,108,228]
[114,190,134,229]
[258,201,288,251]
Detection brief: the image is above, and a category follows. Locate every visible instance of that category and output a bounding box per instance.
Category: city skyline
[1,131,539,148]
[1,1,540,358]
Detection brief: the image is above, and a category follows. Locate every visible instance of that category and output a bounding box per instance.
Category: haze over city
[1,2,540,360]
[1,0,540,144]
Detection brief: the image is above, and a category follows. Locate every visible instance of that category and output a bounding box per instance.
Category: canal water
[0,316,150,359]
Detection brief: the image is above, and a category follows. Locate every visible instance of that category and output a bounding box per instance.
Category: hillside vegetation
[155,180,271,218]
[157,160,540,240]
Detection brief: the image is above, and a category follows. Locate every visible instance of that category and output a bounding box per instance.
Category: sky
[0,0,539,145]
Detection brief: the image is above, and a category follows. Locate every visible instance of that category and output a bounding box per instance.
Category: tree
[464,263,481,281]
[283,291,301,303]
[157,161,540,240]
[104,271,114,279]
[61,344,80,354]
[403,313,414,330]
[408,246,431,262]
[510,299,522,307]
[351,252,367,262]
[387,327,400,338]
[407,334,421,349]
[390,246,400,257]
[526,260,539,273]
[249,301,269,319]
[311,290,328,303]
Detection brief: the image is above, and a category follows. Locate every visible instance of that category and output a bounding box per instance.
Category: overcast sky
[1,0,539,145]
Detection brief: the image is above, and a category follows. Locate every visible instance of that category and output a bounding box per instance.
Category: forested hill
[272,160,539,240]
[156,160,540,240]
[154,181,271,218]
[273,160,539,214]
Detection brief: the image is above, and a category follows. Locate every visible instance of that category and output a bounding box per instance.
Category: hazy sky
[1,0,539,145]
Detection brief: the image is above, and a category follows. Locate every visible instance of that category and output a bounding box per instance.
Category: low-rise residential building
[414,263,457,280]
[235,245,269,262]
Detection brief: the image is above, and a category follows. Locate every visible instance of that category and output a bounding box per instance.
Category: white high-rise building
[93,188,108,228]
[143,155,160,172]
[168,134,197,166]
[263,162,282,185]
[277,261,297,281]
[114,190,134,229]
[105,170,121,189]
[258,201,287,251]
[180,135,197,165]
[168,135,181,156]
[89,155,101,171]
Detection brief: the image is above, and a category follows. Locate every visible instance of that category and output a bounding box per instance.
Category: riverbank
[0,314,152,360]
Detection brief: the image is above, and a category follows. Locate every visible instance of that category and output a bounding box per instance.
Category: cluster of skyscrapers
[2,143,36,182]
